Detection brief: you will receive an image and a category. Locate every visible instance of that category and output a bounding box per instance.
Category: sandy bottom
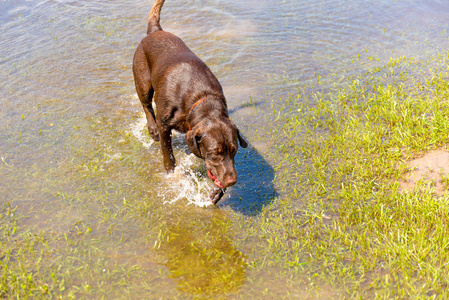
[400,148,449,195]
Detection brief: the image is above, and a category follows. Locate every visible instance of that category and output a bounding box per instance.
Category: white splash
[160,153,213,207]
[129,113,214,207]
[129,112,154,149]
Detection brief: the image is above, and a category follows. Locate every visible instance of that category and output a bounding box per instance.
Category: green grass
[251,53,449,297]
[4,50,449,298]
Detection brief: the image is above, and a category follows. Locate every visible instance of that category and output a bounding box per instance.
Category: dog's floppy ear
[237,130,248,148]
[230,120,248,148]
[186,129,202,158]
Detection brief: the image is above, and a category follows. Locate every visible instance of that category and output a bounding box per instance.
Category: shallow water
[2,0,449,297]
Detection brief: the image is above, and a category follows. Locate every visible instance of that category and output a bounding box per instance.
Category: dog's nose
[224,176,237,187]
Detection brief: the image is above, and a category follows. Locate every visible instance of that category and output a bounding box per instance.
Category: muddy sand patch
[400,148,449,195]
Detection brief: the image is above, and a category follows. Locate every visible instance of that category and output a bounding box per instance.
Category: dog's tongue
[207,170,224,188]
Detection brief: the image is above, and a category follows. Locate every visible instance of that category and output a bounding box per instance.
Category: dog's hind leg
[133,52,160,141]
[141,88,160,142]
[139,86,160,142]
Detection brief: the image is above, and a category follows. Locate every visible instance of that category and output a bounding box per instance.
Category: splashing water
[161,154,214,207]
[129,112,154,149]
[129,113,216,207]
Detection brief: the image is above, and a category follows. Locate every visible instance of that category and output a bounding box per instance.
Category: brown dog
[133,0,247,203]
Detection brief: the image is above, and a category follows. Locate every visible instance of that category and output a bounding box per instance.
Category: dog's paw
[147,126,160,141]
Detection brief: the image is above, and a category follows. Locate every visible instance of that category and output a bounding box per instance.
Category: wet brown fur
[132,0,247,189]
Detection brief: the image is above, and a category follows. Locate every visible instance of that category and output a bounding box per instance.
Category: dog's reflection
[154,209,246,296]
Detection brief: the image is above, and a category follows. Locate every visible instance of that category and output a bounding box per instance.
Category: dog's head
[186,119,247,188]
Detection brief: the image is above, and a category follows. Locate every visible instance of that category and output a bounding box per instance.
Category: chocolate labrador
[132,0,247,203]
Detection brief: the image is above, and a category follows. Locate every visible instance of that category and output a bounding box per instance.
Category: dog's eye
[210,153,222,162]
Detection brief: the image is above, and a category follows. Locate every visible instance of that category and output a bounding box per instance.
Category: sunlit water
[2,0,449,297]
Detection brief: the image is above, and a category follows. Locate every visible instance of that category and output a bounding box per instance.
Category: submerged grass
[3,49,449,298]
[254,52,449,297]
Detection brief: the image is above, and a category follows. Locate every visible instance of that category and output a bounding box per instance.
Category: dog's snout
[224,176,237,187]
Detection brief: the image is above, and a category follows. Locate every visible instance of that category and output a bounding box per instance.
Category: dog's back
[137,31,223,104]
[134,1,224,118]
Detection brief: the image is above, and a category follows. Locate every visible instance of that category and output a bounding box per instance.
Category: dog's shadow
[168,100,277,215]
[215,100,277,215]
[218,142,278,215]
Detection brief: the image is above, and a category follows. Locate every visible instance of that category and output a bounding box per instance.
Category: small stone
[210,185,226,204]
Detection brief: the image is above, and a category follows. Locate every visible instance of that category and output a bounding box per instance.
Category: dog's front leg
[159,125,176,172]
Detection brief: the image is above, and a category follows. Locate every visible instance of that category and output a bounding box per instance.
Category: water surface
[1,0,449,297]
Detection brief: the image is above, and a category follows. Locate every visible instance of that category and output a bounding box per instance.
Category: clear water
[1,0,449,297]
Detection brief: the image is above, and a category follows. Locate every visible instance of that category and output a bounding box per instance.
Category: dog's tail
[147,0,165,34]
